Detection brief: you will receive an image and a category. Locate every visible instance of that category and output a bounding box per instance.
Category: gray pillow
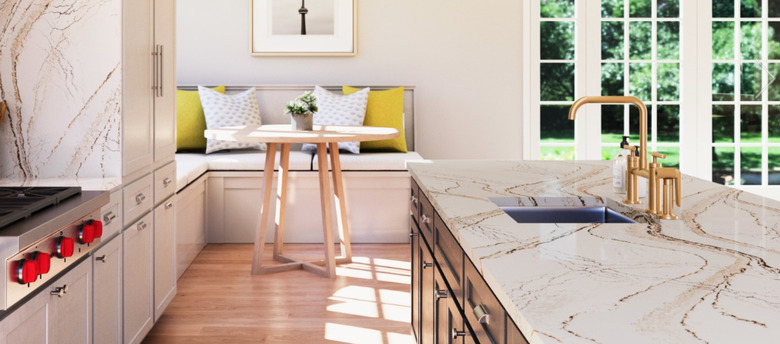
[302,86,370,154]
[199,86,267,154]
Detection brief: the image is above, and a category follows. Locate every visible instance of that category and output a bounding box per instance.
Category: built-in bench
[173,85,422,277]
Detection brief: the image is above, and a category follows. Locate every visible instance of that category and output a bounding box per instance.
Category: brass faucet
[567,96,681,218]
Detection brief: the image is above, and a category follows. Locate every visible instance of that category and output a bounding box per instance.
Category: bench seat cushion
[312,152,424,171]
[175,151,314,192]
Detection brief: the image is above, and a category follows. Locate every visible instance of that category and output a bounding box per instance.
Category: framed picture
[251,0,357,56]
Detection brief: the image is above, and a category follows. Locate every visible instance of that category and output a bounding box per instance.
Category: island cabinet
[411,179,530,344]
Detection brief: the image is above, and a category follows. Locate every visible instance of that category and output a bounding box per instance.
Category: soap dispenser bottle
[613,136,630,194]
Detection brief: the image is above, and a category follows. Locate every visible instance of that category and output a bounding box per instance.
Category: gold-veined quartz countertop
[407,160,780,344]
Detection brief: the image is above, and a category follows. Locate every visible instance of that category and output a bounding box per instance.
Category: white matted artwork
[251,0,356,56]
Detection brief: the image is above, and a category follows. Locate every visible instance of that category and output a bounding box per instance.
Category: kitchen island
[407,160,780,344]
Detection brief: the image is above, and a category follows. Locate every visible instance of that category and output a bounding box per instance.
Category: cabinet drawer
[154,161,176,205]
[419,190,434,246]
[434,211,463,306]
[464,258,506,344]
[411,179,420,223]
[100,190,123,240]
[124,174,153,226]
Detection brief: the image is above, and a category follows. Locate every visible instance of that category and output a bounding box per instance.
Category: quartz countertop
[407,160,780,344]
[0,177,122,191]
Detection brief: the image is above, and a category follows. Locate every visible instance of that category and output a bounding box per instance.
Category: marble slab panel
[0,0,121,181]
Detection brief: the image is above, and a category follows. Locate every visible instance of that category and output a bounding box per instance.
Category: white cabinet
[123,213,154,344]
[121,0,154,176]
[153,0,177,163]
[92,235,123,344]
[175,176,207,279]
[154,197,176,321]
[0,259,91,344]
[122,0,176,176]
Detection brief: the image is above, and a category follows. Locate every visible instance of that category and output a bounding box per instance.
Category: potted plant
[285,91,318,131]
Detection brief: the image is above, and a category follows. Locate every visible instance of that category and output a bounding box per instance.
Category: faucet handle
[623,145,636,152]
[651,152,666,165]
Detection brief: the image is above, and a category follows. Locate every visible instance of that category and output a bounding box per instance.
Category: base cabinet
[93,234,123,344]
[0,259,91,344]
[124,212,154,344]
[411,179,530,344]
[154,196,176,321]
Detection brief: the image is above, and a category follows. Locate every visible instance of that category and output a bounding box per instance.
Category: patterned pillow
[199,86,267,154]
[302,86,370,154]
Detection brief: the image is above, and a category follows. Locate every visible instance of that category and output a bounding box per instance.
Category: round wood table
[204,124,400,278]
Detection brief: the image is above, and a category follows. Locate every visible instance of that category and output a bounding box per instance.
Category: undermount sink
[490,197,636,224]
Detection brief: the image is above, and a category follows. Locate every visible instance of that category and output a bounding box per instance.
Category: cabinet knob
[421,214,430,225]
[435,289,448,300]
[103,211,116,225]
[135,193,146,204]
[163,177,172,187]
[410,195,418,205]
[137,222,148,231]
[96,255,107,263]
[473,304,491,325]
[50,284,68,297]
[423,261,433,269]
[451,328,467,339]
[165,202,174,209]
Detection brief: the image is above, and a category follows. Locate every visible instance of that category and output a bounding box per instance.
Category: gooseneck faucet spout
[567,96,649,171]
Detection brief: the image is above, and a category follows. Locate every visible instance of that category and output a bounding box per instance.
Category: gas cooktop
[0,187,81,229]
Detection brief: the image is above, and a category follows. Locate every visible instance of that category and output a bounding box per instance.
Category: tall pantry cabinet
[103,0,178,343]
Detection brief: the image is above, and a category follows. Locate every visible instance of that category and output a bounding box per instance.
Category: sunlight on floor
[325,256,415,344]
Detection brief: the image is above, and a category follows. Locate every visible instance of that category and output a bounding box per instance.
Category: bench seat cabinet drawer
[124,174,154,226]
[434,211,464,307]
[154,161,176,205]
[411,179,420,224]
[464,257,507,344]
[418,189,435,246]
[100,189,123,240]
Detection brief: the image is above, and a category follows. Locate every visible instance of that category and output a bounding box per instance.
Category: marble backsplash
[0,0,121,181]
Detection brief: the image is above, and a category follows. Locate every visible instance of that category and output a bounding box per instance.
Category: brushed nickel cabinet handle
[435,289,448,299]
[473,304,490,325]
[135,193,146,204]
[96,255,107,263]
[165,202,173,210]
[137,222,147,231]
[423,261,433,269]
[163,177,172,187]
[50,284,68,297]
[451,328,466,339]
[103,211,116,225]
[421,214,430,225]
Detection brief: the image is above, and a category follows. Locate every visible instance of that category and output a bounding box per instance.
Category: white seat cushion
[175,151,314,192]
[312,152,424,171]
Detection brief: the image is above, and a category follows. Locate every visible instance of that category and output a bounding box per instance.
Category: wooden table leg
[273,143,291,260]
[328,142,352,262]
[316,143,337,278]
[251,143,278,274]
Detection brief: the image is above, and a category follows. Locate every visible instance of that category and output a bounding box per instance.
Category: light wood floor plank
[143,243,414,344]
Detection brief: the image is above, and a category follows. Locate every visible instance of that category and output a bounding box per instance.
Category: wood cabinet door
[124,213,154,344]
[154,197,177,321]
[152,0,177,162]
[434,268,465,344]
[50,259,91,344]
[420,241,435,344]
[93,235,123,344]
[122,0,154,176]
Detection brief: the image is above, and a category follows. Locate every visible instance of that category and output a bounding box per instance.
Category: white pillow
[199,86,267,154]
[302,86,370,154]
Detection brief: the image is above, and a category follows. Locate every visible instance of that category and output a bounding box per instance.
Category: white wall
[176,0,523,159]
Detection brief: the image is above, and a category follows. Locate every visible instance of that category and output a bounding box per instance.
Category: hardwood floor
[143,243,414,344]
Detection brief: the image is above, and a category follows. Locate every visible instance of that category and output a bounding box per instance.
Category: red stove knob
[79,223,95,244]
[92,220,103,238]
[31,252,51,275]
[55,237,74,258]
[16,259,38,284]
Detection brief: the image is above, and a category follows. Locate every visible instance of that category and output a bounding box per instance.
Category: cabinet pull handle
[423,261,433,269]
[103,211,116,225]
[451,328,467,339]
[435,289,448,299]
[163,177,172,187]
[410,195,418,205]
[158,45,164,97]
[421,214,430,225]
[409,232,419,237]
[152,46,157,94]
[137,222,148,231]
[165,202,174,209]
[96,255,107,263]
[135,193,146,204]
[473,304,490,325]
[50,284,68,297]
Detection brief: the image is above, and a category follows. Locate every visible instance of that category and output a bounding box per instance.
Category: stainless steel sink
[490,197,636,224]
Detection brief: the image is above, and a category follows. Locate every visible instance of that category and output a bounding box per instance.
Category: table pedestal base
[251,142,353,278]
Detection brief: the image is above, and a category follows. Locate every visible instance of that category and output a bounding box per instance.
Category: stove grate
[0,187,82,229]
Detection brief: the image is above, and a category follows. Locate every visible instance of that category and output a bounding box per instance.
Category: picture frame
[251,0,357,56]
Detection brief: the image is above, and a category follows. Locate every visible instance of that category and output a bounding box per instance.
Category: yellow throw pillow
[176,85,225,151]
[343,86,407,152]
